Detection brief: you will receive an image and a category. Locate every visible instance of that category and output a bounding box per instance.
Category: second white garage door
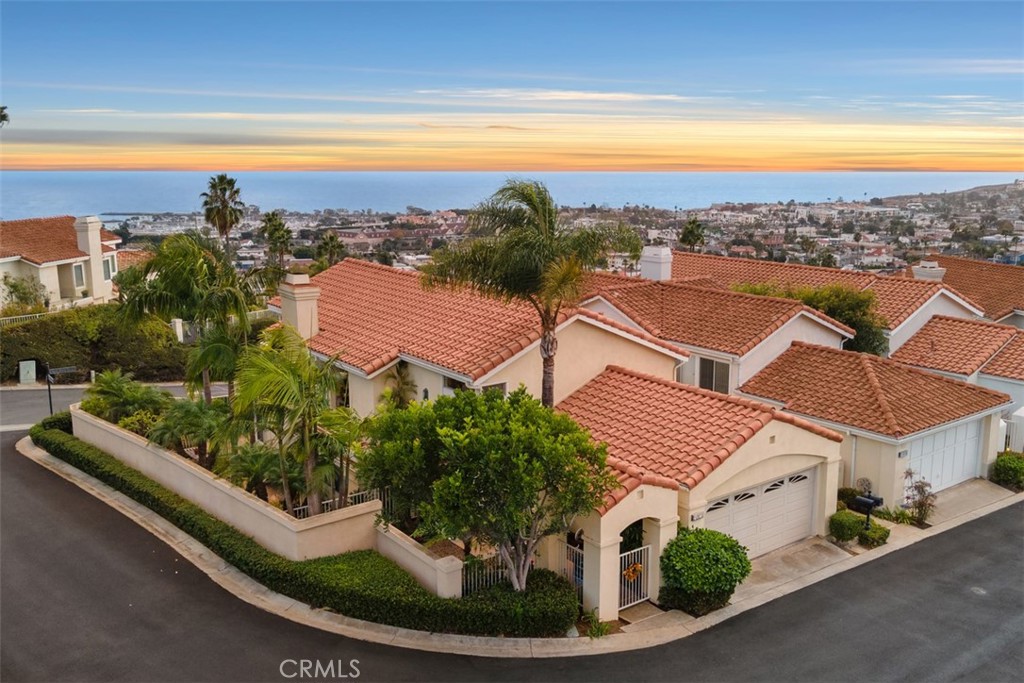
[705,469,816,558]
[905,419,982,496]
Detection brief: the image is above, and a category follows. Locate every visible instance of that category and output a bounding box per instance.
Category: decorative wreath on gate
[622,562,644,582]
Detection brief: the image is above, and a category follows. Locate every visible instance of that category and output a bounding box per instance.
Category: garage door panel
[906,420,982,495]
[705,468,816,558]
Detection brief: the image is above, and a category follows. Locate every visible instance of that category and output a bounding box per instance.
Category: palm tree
[186,323,246,404]
[0,106,8,128]
[121,232,258,404]
[84,369,172,422]
[378,360,417,408]
[201,174,244,257]
[234,324,359,516]
[678,217,706,252]
[149,397,229,470]
[258,211,292,270]
[422,179,641,407]
[315,231,346,266]
[217,442,279,501]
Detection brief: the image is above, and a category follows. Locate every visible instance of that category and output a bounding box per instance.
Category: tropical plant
[422,179,642,407]
[378,360,418,409]
[201,174,245,257]
[2,273,48,315]
[148,397,230,470]
[217,441,280,501]
[83,369,172,423]
[0,105,8,127]
[678,217,706,252]
[112,264,147,304]
[258,211,292,271]
[315,231,346,266]
[234,324,358,516]
[185,323,246,404]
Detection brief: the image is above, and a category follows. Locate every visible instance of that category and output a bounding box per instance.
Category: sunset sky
[2,1,1022,171]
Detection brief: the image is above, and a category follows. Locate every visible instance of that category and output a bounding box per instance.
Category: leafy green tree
[732,282,888,355]
[361,388,617,590]
[234,324,358,516]
[1,273,48,315]
[201,174,244,257]
[678,217,706,252]
[422,179,642,407]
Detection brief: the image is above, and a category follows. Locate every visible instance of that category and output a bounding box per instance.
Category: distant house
[903,255,1024,328]
[0,215,121,310]
[652,248,984,354]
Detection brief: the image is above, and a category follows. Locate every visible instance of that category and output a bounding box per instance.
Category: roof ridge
[673,250,876,280]
[859,354,902,436]
[930,314,1018,332]
[0,214,76,225]
[604,364,783,414]
[980,329,1024,376]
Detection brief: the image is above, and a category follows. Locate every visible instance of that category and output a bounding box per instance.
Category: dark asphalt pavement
[2,428,1022,683]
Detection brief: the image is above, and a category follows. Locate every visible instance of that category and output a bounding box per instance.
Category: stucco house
[890,316,1024,414]
[580,277,854,394]
[647,248,984,354]
[739,342,1012,509]
[0,215,121,309]
[903,255,1024,328]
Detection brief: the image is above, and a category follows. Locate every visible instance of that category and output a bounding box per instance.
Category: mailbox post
[853,495,883,529]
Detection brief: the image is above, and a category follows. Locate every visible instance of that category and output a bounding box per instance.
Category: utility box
[18,360,36,385]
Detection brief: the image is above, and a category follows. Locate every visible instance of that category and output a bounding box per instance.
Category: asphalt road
[2,425,1022,682]
[0,385,210,430]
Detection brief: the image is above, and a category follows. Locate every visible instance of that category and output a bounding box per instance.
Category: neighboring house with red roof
[554,365,843,619]
[740,342,1011,509]
[890,316,1024,413]
[581,278,854,394]
[272,259,690,417]
[644,247,984,354]
[0,215,121,310]
[903,255,1024,328]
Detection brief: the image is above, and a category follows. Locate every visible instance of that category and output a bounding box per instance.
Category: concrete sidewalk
[14,434,1024,658]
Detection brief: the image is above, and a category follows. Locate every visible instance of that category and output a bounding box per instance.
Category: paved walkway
[14,433,1023,659]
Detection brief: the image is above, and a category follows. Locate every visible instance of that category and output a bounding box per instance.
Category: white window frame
[73,263,85,288]
[441,376,467,396]
[481,382,507,396]
[698,357,730,394]
[102,257,113,281]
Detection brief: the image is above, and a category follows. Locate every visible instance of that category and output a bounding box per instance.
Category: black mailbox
[850,495,882,515]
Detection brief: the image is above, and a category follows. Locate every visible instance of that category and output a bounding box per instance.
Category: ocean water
[1,171,1019,220]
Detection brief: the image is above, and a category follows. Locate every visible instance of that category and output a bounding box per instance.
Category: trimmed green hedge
[659,527,752,617]
[858,522,890,548]
[38,411,73,434]
[991,451,1024,492]
[28,425,577,637]
[829,510,864,542]
[1,304,186,383]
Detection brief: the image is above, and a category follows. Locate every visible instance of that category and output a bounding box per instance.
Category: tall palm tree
[422,179,641,407]
[201,174,244,257]
[678,217,706,252]
[315,231,346,266]
[234,324,359,516]
[378,360,417,408]
[121,232,258,404]
[149,397,229,470]
[186,323,246,404]
[258,210,292,270]
[0,106,9,128]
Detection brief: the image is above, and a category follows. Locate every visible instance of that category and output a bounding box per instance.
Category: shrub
[0,304,187,383]
[84,370,173,423]
[858,521,890,548]
[991,451,1024,492]
[659,527,752,616]
[38,411,73,434]
[27,424,577,638]
[903,470,937,526]
[829,510,865,542]
[873,506,914,525]
[837,487,864,507]
[118,410,161,437]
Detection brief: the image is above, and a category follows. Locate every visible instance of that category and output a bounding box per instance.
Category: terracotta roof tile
[116,249,154,270]
[305,259,686,380]
[903,255,1024,321]
[0,216,88,264]
[558,365,841,496]
[671,251,981,329]
[890,316,1019,377]
[981,331,1024,382]
[588,280,853,356]
[740,342,1011,439]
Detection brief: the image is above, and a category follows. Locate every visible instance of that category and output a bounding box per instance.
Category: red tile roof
[116,249,154,270]
[304,259,687,380]
[671,251,981,329]
[903,255,1024,321]
[588,280,853,356]
[890,316,1019,377]
[0,216,88,265]
[740,342,1011,439]
[559,365,842,497]
[981,331,1024,382]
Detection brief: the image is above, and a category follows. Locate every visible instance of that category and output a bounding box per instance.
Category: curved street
[1,389,1022,682]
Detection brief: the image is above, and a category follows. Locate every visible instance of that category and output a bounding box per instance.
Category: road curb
[15,435,1024,658]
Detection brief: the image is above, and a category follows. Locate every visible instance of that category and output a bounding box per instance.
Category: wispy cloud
[414,88,714,103]
[856,58,1024,75]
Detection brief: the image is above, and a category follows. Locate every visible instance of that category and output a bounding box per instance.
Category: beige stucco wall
[679,421,842,540]
[35,265,63,307]
[70,404,380,560]
[485,318,680,405]
[375,525,463,598]
[887,294,979,354]
[738,315,847,385]
[347,372,390,418]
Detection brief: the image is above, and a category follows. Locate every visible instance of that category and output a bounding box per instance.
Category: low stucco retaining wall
[70,404,379,561]
[375,524,463,598]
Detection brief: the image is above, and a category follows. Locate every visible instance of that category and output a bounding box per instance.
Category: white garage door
[905,420,982,496]
[705,469,816,558]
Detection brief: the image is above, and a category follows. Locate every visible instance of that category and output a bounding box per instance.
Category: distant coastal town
[109,179,1024,274]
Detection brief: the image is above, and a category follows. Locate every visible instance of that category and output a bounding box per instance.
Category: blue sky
[2,1,1022,170]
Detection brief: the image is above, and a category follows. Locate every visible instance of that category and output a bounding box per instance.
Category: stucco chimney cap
[283,273,312,286]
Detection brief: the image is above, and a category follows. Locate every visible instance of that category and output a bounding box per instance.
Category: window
[481,382,507,396]
[441,376,466,396]
[73,263,85,288]
[698,358,730,394]
[102,256,114,281]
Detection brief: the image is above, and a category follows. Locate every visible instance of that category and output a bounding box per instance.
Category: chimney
[640,245,673,281]
[74,215,108,299]
[279,273,320,340]
[911,259,945,282]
